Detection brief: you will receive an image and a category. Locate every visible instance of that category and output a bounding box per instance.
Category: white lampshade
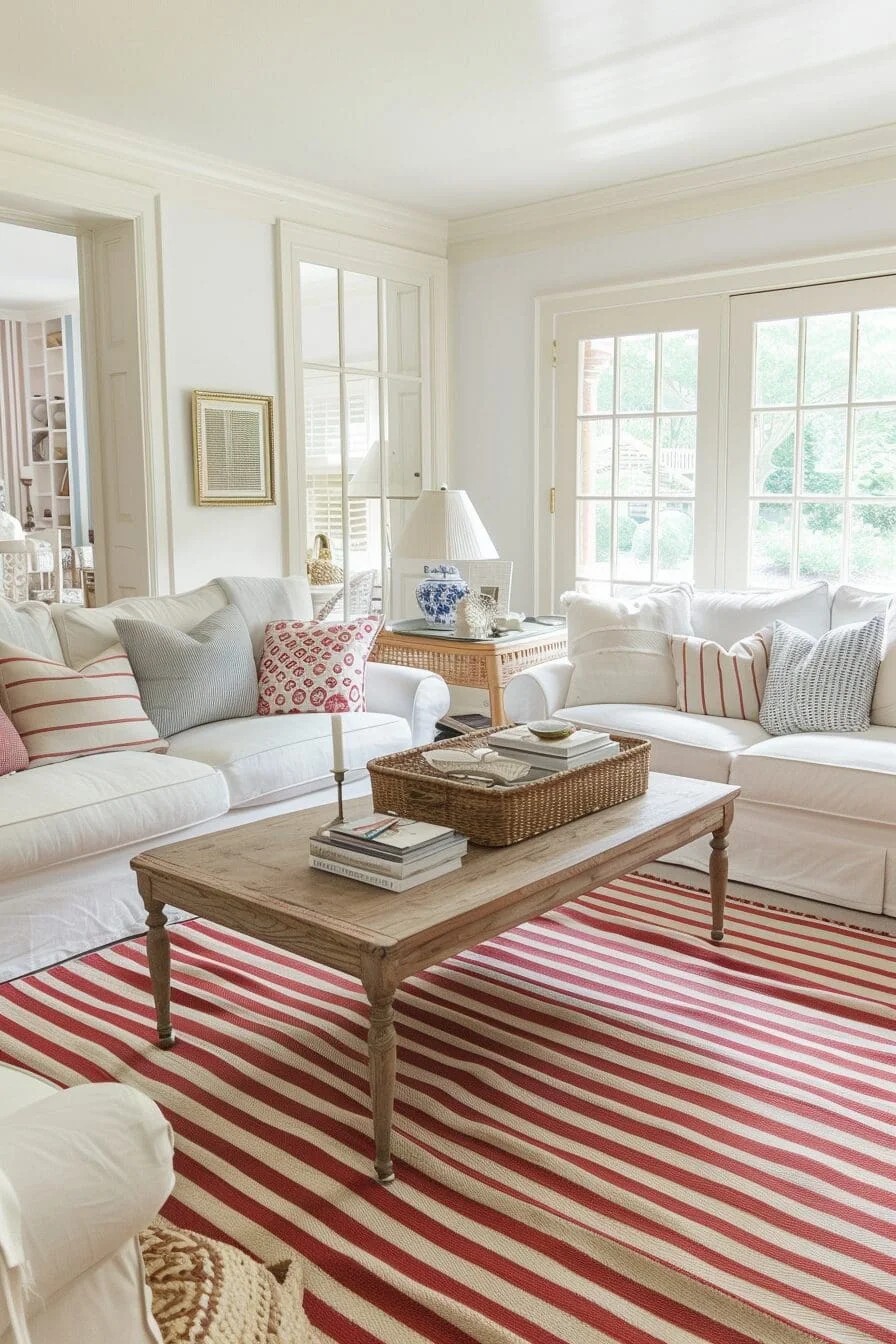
[392,488,497,560]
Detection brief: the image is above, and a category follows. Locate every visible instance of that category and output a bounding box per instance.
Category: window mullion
[336,270,351,619]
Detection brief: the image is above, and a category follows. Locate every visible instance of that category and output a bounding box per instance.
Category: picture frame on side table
[192,390,275,506]
[460,559,513,616]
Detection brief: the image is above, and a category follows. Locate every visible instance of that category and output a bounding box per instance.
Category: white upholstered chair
[0,1064,174,1344]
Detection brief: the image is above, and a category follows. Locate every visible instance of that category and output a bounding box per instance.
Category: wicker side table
[369,619,567,726]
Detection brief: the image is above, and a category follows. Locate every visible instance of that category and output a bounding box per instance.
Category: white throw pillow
[872,601,896,727]
[690,581,830,647]
[561,586,692,707]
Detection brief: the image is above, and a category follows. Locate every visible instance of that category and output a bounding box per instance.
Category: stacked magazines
[310,813,467,891]
[487,724,620,774]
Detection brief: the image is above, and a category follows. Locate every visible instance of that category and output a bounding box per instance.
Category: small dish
[528,719,574,741]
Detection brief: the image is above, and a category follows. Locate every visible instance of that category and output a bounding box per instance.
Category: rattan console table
[370,618,568,725]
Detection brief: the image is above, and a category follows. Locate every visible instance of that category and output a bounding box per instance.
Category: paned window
[574,329,698,591]
[729,284,896,589]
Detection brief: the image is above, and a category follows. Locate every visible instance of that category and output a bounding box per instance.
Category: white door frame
[0,148,171,599]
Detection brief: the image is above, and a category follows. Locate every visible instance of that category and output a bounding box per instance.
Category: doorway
[0,221,93,602]
[0,197,164,607]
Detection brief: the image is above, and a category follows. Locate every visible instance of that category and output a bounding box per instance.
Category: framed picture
[192,390,275,506]
[460,559,513,615]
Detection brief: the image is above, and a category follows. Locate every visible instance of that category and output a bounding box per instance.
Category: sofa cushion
[554,703,768,783]
[760,616,884,735]
[52,581,229,667]
[732,729,896,826]
[0,642,167,767]
[830,584,893,626]
[561,586,692,708]
[690,581,829,646]
[115,605,257,738]
[873,603,896,728]
[0,751,229,880]
[0,597,63,663]
[217,575,313,662]
[167,711,411,807]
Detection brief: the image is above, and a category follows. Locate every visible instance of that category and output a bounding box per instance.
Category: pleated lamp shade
[392,488,498,560]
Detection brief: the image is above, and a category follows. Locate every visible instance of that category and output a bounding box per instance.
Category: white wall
[160,201,284,591]
[450,178,896,612]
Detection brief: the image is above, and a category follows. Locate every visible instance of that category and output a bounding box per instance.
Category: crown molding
[0,93,448,258]
[448,122,896,262]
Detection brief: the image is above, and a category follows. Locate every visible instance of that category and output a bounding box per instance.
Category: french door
[553,298,724,603]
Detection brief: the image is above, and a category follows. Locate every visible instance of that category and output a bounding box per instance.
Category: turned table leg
[366,992,397,1183]
[139,878,175,1049]
[709,802,735,944]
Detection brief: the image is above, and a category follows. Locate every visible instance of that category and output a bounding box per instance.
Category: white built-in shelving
[22,314,85,543]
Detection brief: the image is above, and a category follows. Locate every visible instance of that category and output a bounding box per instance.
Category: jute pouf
[140,1223,316,1344]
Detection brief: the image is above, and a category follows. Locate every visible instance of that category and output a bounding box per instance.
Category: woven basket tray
[368,729,651,847]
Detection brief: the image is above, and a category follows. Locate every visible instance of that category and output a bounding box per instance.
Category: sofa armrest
[0,1081,173,1337]
[503,659,574,723]
[366,663,450,745]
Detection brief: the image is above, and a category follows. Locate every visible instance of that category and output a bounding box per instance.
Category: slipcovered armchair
[0,1065,174,1344]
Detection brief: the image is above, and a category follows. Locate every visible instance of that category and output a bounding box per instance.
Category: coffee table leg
[139,878,175,1049]
[709,803,735,944]
[367,992,397,1183]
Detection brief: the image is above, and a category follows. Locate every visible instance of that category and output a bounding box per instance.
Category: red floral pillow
[0,703,28,775]
[257,618,381,715]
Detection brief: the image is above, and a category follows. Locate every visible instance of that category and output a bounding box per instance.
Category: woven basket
[368,729,650,847]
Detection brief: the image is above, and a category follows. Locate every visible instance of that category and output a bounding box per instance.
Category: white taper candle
[331,714,345,774]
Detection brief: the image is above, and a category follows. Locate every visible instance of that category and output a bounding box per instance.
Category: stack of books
[487,724,620,774]
[310,813,467,891]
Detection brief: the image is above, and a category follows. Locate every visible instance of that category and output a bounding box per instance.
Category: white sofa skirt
[669,797,896,916]
[0,778,372,983]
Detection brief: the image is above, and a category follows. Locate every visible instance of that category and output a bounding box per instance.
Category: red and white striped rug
[0,875,893,1344]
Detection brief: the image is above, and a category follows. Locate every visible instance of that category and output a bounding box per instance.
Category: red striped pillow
[0,641,166,767]
[0,704,28,775]
[670,628,771,721]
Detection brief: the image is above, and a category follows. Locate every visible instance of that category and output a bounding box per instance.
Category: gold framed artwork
[192,390,275,507]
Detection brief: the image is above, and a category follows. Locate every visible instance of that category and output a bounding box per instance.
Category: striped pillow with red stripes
[670,627,771,721]
[0,641,166,767]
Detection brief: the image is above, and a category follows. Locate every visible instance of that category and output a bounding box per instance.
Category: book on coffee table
[488,725,612,759]
[311,813,467,890]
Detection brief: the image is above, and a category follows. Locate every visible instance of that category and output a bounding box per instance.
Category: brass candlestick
[330,769,346,826]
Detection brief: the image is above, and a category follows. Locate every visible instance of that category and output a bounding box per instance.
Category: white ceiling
[0,223,78,309]
[2,1,896,219]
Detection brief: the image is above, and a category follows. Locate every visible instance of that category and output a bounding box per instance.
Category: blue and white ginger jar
[416,564,470,627]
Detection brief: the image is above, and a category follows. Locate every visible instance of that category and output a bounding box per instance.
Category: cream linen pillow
[670,629,771,721]
[561,586,693,707]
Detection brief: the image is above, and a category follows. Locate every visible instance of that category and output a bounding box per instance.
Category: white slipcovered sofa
[0,1063,173,1344]
[505,581,896,918]
[0,577,449,981]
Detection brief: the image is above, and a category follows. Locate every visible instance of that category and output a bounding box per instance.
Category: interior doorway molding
[0,147,172,600]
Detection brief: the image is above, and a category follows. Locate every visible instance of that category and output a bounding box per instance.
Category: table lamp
[392,487,497,627]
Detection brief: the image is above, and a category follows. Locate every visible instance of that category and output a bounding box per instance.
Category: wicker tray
[368,729,650,847]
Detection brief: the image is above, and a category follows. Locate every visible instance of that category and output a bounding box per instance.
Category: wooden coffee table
[131,773,737,1182]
